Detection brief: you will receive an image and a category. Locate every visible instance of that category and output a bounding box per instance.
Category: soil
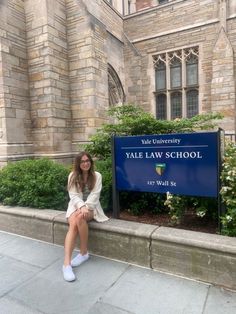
[116,209,218,234]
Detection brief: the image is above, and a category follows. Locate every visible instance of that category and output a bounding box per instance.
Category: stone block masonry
[123,0,236,132]
[25,0,71,155]
[0,0,125,165]
[1,0,236,165]
[0,0,33,166]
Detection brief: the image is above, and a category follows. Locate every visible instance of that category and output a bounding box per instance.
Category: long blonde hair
[68,152,96,192]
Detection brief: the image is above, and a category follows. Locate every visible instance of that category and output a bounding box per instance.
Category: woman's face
[79,154,91,172]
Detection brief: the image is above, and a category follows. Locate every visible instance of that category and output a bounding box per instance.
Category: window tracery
[154,47,199,120]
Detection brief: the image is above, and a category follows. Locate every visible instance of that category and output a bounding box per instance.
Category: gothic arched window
[108,64,125,106]
[153,47,199,120]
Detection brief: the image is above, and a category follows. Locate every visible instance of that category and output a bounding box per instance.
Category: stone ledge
[152,227,236,254]
[0,206,62,243]
[0,205,235,290]
[88,219,158,267]
[151,227,236,290]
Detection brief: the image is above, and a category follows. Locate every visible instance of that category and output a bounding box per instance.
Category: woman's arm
[68,172,86,210]
[85,172,102,210]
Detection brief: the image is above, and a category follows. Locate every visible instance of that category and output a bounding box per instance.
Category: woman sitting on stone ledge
[62,151,109,282]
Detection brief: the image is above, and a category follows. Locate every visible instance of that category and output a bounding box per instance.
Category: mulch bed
[115,210,218,234]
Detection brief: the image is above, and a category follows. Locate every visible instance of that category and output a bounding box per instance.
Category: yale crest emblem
[155,163,166,176]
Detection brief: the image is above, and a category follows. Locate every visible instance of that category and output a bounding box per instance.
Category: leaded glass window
[154,47,199,120]
[155,61,166,91]
[187,90,198,118]
[170,57,182,89]
[171,92,182,119]
[156,94,167,120]
[186,55,198,86]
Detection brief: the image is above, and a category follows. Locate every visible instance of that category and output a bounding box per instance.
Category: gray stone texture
[151,227,236,290]
[1,230,236,314]
[1,0,236,164]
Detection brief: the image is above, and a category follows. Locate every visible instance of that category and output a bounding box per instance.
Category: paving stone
[9,256,128,314]
[203,286,236,314]
[0,296,43,314]
[101,266,210,314]
[0,235,63,268]
[1,231,236,314]
[0,256,40,297]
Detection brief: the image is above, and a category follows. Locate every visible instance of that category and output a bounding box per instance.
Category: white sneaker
[71,253,89,267]
[62,265,76,282]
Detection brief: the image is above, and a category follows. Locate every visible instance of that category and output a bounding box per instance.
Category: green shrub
[120,191,166,216]
[0,158,69,210]
[164,193,217,225]
[220,142,236,236]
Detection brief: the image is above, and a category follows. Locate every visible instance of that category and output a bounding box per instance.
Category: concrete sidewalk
[0,231,236,314]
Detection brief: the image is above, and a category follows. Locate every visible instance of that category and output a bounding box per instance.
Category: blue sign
[114,132,219,197]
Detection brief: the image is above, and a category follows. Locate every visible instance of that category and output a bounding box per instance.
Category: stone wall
[0,0,236,165]
[123,0,236,132]
[0,0,33,166]
[25,0,71,158]
[66,0,124,150]
[211,28,235,131]
[0,0,124,164]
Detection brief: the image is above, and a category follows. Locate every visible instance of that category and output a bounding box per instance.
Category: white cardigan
[66,171,109,222]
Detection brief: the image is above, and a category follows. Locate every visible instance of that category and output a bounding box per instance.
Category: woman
[62,152,109,282]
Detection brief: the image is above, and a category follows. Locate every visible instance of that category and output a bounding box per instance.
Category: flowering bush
[163,141,236,236]
[164,192,186,224]
[164,192,217,226]
[220,142,236,236]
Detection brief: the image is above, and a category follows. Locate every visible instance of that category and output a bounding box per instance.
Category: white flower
[166,191,172,199]
[221,186,230,192]
[226,215,232,222]
[197,211,206,218]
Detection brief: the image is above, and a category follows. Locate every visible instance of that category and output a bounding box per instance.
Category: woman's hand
[80,205,89,219]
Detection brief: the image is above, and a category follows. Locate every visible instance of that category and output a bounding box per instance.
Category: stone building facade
[0,0,236,165]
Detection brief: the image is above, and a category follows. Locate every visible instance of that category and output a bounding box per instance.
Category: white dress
[66,171,109,222]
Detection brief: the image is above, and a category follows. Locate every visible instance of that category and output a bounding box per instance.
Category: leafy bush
[86,104,222,159]
[0,158,69,210]
[164,193,217,225]
[120,191,166,216]
[164,192,187,224]
[220,142,236,236]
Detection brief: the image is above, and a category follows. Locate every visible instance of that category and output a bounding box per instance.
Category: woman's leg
[64,214,79,266]
[76,211,94,255]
